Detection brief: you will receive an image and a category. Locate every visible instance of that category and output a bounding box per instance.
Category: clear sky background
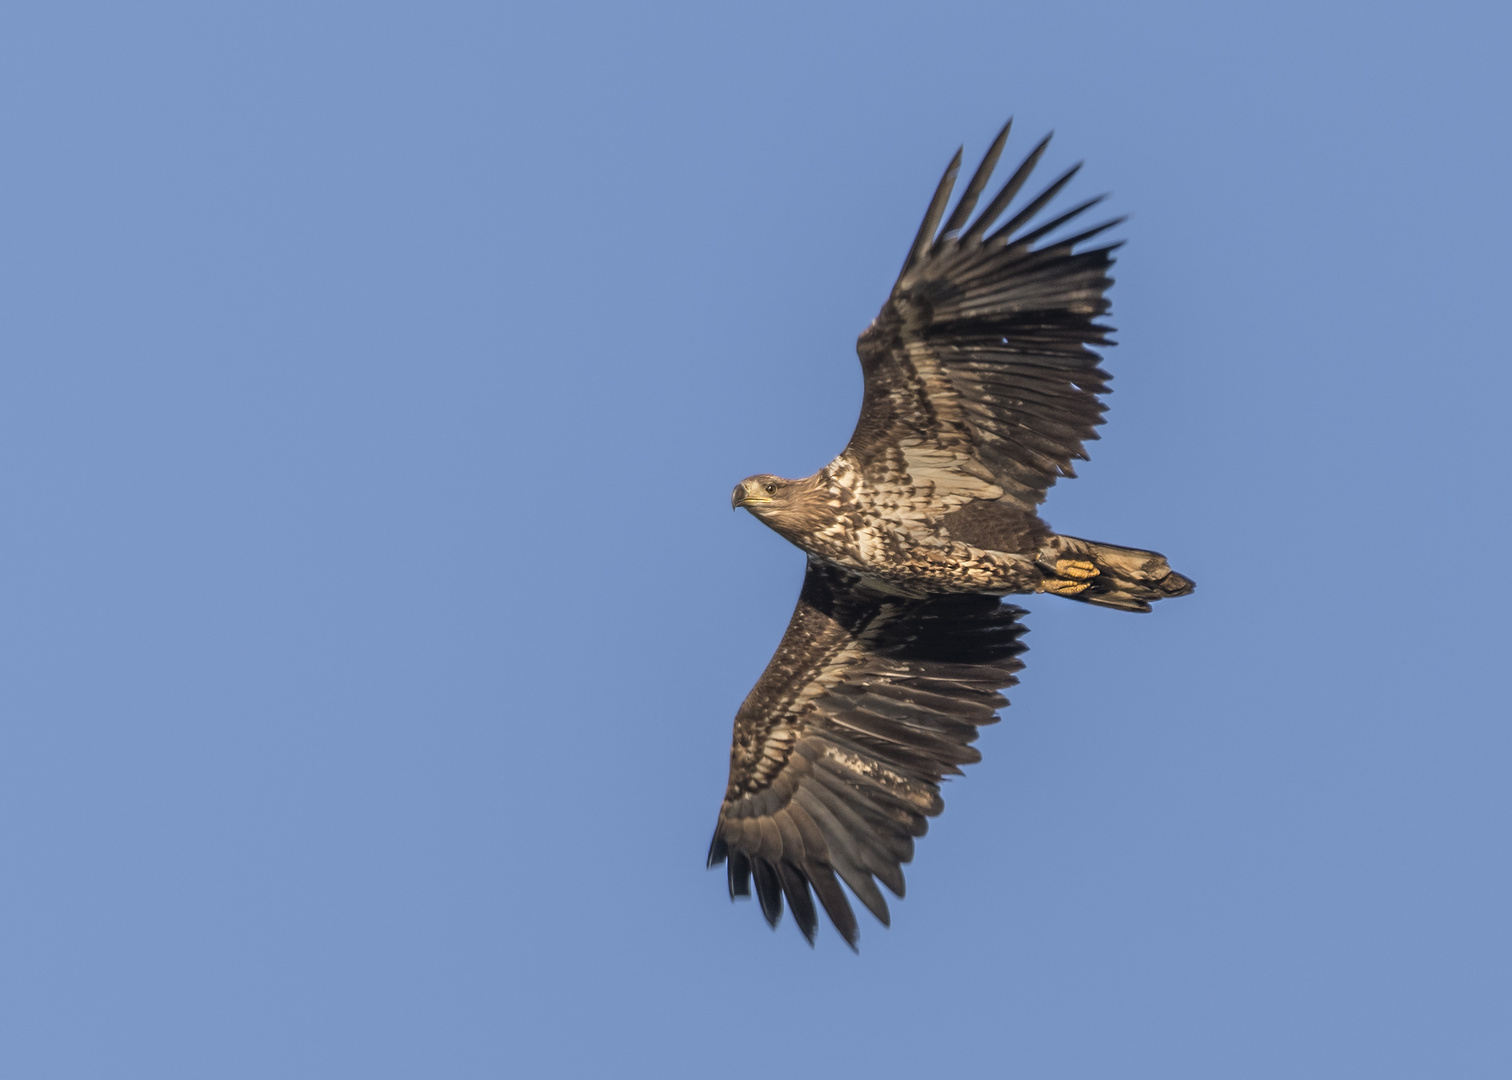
[2,2,1509,1077]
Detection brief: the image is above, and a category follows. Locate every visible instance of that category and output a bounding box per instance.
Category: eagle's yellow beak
[732,483,771,509]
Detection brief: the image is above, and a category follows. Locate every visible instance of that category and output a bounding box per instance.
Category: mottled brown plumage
[710,120,1194,948]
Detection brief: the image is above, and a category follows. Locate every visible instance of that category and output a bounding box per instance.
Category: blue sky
[2,1,1509,1077]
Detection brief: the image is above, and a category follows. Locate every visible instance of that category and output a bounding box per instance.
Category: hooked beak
[731,483,771,509]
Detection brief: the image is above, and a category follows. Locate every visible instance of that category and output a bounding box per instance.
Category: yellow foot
[1042,577,1093,596]
[1054,558,1099,580]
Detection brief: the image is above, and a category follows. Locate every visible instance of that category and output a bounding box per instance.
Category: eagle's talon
[1054,558,1099,580]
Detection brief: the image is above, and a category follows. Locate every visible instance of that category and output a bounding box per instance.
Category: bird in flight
[707,119,1194,949]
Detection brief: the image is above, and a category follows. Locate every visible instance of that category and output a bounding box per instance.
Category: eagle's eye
[764,483,777,495]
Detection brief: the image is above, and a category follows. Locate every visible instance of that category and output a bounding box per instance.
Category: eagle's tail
[1035,534,1194,613]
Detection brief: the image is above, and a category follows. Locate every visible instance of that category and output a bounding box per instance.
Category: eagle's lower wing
[707,560,1027,948]
[846,120,1118,517]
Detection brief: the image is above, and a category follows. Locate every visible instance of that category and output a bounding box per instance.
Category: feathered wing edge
[708,562,1028,949]
[851,122,1126,510]
[901,120,1124,286]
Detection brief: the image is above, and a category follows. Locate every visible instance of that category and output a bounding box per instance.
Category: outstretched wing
[707,560,1027,948]
[846,120,1120,517]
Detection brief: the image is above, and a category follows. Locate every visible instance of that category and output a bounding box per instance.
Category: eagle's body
[741,459,1045,597]
[709,121,1194,949]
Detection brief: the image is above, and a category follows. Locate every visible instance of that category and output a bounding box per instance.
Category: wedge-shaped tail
[1036,534,1194,613]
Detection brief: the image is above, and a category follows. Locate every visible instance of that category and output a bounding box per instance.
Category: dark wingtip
[808,864,861,950]
[1008,193,1110,252]
[706,832,728,869]
[899,147,963,280]
[985,160,1085,246]
[959,131,1054,246]
[727,850,752,898]
[752,859,784,928]
[936,118,1014,246]
[777,861,820,944]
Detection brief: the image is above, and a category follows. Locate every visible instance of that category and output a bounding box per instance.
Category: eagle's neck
[757,465,858,563]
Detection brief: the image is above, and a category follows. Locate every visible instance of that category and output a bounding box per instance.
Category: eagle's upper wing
[707,559,1027,948]
[845,121,1120,517]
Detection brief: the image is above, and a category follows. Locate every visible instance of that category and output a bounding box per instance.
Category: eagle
[707,120,1194,949]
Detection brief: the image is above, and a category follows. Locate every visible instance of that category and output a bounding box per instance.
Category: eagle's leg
[1034,535,1195,613]
[964,550,1043,594]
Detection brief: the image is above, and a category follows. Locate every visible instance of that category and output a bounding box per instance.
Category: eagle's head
[731,474,831,535]
[731,474,791,510]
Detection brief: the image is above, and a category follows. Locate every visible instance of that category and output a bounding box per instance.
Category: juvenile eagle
[708,121,1194,949]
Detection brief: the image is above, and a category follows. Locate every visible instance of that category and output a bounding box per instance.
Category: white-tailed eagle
[709,120,1194,949]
